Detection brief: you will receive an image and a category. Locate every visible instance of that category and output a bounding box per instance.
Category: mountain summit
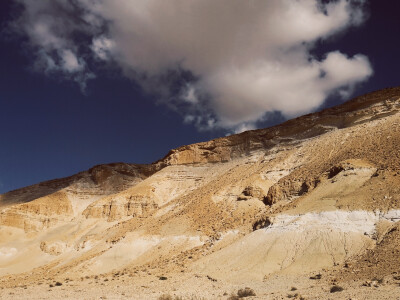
[1,87,400,299]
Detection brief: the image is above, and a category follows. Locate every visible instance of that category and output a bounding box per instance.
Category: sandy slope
[1,87,400,299]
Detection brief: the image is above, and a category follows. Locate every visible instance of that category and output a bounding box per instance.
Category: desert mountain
[1,87,400,299]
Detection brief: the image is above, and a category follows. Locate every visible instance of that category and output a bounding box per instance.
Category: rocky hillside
[1,87,400,299]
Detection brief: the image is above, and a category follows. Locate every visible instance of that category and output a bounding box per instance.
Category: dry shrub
[237,287,256,297]
[228,287,256,299]
[330,285,344,293]
[158,295,183,300]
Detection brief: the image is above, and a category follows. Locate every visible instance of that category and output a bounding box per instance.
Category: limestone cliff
[1,87,400,293]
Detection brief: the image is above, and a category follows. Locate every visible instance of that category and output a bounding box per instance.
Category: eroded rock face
[83,195,159,221]
[0,192,73,232]
[0,87,400,283]
[264,159,377,205]
[86,163,154,191]
[40,241,68,256]
[0,163,154,209]
[0,163,155,231]
[155,88,400,167]
[237,186,266,201]
[264,179,309,205]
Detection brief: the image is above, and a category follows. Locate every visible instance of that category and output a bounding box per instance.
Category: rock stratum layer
[1,87,400,299]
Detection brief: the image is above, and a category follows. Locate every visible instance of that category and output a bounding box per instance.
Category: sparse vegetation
[228,287,256,299]
[3,89,400,300]
[372,277,383,284]
[237,287,256,297]
[309,274,321,280]
[330,285,344,293]
[287,293,305,299]
[158,295,183,300]
[252,217,272,231]
[49,281,62,288]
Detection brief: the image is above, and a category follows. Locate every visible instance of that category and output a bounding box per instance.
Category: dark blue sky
[0,0,399,193]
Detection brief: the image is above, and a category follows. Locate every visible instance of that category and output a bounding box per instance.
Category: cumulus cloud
[11,0,97,91]
[11,0,372,131]
[60,49,85,73]
[91,36,116,61]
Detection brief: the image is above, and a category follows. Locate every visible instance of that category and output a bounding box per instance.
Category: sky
[0,0,399,194]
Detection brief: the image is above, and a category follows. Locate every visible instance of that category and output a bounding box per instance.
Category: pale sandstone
[0,88,400,299]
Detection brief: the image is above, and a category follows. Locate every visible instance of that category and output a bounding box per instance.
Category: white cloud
[181,84,199,104]
[60,49,84,73]
[319,51,373,90]
[11,0,372,132]
[183,115,195,124]
[91,36,116,61]
[234,123,257,134]
[12,0,97,91]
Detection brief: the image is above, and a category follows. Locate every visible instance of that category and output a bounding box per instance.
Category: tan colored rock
[0,87,400,299]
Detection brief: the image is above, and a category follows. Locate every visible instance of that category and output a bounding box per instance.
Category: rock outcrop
[0,87,400,296]
[0,192,73,232]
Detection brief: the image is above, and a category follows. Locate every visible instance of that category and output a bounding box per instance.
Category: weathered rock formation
[1,87,400,296]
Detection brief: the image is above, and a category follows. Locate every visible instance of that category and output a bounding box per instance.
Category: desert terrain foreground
[1,87,400,299]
